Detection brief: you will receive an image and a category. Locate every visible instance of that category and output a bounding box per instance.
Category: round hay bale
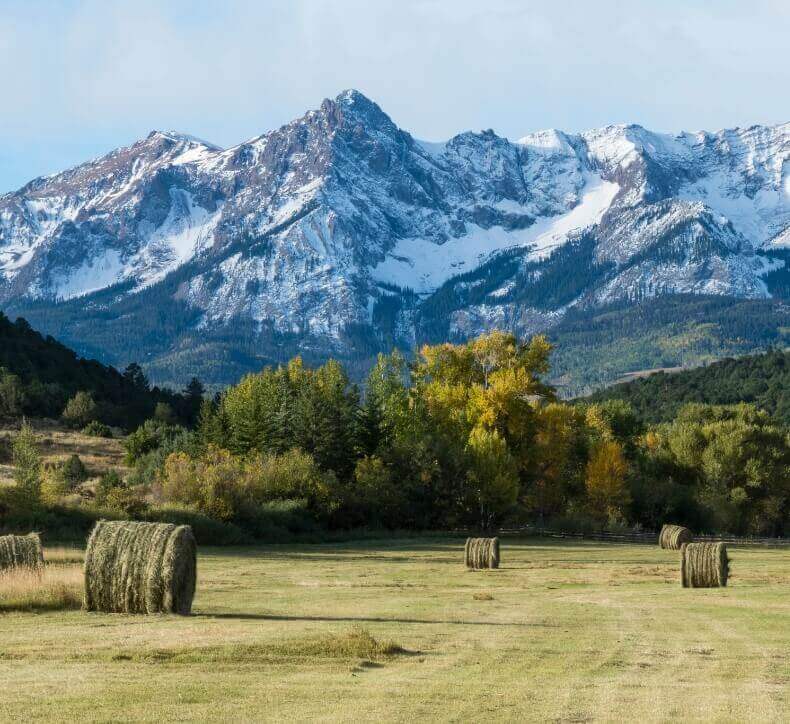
[0,533,43,571]
[659,524,693,550]
[680,542,728,588]
[464,537,500,570]
[489,537,500,569]
[83,520,197,614]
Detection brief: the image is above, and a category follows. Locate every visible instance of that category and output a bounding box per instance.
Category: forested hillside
[1,327,788,540]
[587,348,790,425]
[549,296,790,396]
[0,312,199,429]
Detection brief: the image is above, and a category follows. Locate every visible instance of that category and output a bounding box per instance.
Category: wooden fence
[505,526,790,548]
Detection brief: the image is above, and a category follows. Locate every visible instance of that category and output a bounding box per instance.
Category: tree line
[117,332,788,537]
[588,348,790,426]
[4,329,789,540]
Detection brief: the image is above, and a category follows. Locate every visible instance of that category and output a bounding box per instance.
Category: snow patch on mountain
[52,249,124,300]
[134,190,223,287]
[679,168,789,248]
[371,173,618,293]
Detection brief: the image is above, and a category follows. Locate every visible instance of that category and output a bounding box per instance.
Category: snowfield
[371,174,619,293]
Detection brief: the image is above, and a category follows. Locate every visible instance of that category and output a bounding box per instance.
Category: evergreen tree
[123,362,149,391]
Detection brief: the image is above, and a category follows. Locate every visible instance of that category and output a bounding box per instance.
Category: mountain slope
[0,312,189,428]
[586,347,790,425]
[1,91,788,387]
[547,294,789,397]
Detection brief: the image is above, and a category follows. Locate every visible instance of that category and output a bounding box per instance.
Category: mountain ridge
[1,90,788,387]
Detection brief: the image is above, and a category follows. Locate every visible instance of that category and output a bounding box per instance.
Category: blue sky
[1,0,788,193]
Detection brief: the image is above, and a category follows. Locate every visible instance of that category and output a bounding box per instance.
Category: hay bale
[0,533,43,571]
[659,524,693,550]
[464,537,499,569]
[680,542,729,588]
[83,520,196,614]
[489,537,500,569]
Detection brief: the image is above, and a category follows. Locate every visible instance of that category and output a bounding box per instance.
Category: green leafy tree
[412,331,555,527]
[95,470,125,507]
[83,420,112,438]
[0,368,25,418]
[653,404,790,534]
[123,419,184,465]
[153,402,175,424]
[13,420,41,501]
[357,351,408,457]
[62,391,98,428]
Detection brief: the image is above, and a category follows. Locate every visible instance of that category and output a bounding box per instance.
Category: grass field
[0,423,128,486]
[0,538,788,722]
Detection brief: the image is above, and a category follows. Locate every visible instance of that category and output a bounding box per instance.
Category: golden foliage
[585,440,630,519]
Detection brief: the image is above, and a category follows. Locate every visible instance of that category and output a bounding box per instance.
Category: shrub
[245,448,334,510]
[104,487,149,517]
[61,454,87,486]
[157,447,245,521]
[153,402,175,424]
[94,470,125,506]
[157,446,333,522]
[82,421,112,438]
[62,391,98,429]
[124,419,185,465]
[40,466,71,504]
[125,429,197,487]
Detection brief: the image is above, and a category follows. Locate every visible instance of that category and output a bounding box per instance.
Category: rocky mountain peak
[0,93,787,386]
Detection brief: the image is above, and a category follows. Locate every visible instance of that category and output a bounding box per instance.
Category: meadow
[0,423,128,487]
[0,538,787,722]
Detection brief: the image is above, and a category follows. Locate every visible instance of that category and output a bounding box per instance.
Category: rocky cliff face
[1,90,787,382]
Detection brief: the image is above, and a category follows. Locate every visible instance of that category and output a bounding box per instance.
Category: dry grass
[84,520,197,614]
[43,546,84,566]
[0,423,128,486]
[0,565,82,612]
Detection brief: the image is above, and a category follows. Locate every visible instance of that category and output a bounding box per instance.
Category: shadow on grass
[193,612,558,628]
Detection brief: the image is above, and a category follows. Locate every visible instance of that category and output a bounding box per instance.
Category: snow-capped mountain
[1,90,788,383]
